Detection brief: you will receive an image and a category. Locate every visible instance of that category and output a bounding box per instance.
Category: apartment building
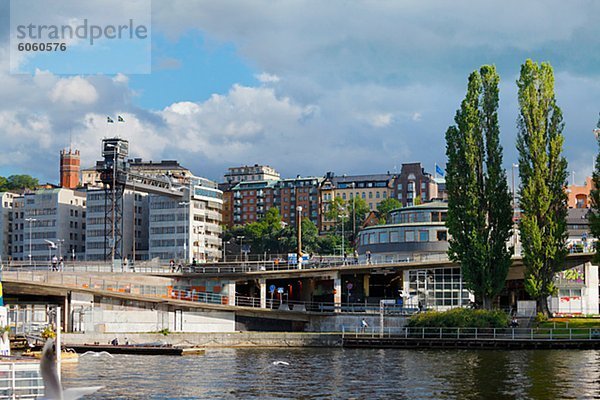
[224,164,280,184]
[393,163,439,207]
[319,172,396,233]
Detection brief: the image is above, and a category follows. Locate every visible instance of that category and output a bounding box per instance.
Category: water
[61,348,600,399]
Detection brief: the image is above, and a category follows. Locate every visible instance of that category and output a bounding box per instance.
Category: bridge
[1,252,594,334]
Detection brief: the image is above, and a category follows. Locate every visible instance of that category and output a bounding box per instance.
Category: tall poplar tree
[445,65,513,309]
[516,59,568,316]
[588,114,600,263]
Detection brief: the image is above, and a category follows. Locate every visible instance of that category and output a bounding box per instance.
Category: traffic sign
[269,284,276,293]
[346,283,353,290]
[277,287,284,294]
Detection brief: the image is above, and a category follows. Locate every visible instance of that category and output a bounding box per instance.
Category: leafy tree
[516,59,568,316]
[445,65,513,310]
[588,113,600,263]
[7,175,38,190]
[0,177,8,191]
[347,195,370,234]
[376,198,402,224]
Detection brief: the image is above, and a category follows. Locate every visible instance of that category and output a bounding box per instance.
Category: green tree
[516,59,568,316]
[0,177,8,191]
[376,198,402,224]
[587,113,600,262]
[6,175,38,190]
[445,65,513,309]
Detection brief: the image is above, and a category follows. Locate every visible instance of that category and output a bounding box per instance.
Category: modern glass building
[357,201,449,263]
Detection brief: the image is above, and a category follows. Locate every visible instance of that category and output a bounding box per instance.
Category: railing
[0,361,44,399]
[342,326,600,340]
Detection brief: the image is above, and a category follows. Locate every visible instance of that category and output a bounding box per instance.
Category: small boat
[65,343,205,356]
[22,348,80,363]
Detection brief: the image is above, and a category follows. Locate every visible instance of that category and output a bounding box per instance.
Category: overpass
[2,252,594,334]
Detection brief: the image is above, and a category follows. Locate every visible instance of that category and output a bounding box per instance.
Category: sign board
[269,285,276,293]
[346,283,353,291]
[287,253,298,265]
[277,287,284,294]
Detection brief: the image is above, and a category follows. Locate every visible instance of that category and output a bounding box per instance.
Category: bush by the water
[407,308,509,328]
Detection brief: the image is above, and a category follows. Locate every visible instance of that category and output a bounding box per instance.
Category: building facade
[356,201,449,263]
[566,177,593,209]
[224,164,280,185]
[59,148,80,189]
[10,188,87,262]
[393,163,439,207]
[148,177,223,262]
[85,188,150,262]
[319,172,396,233]
[0,192,18,261]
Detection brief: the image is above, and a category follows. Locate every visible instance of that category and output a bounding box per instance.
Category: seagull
[40,338,104,400]
[272,361,290,366]
[80,351,114,358]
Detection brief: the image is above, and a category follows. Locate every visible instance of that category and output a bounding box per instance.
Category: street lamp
[44,239,57,268]
[340,207,346,263]
[296,206,303,269]
[178,201,190,264]
[57,239,64,260]
[351,183,356,241]
[25,218,37,265]
[511,163,518,256]
[237,236,245,263]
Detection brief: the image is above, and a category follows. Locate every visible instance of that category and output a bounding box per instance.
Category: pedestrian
[51,255,58,271]
[177,262,183,272]
[59,257,64,272]
[366,250,372,264]
[353,250,359,265]
[169,259,175,272]
[343,253,348,265]
[361,318,369,333]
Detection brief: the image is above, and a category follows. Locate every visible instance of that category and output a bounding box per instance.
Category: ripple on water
[61,348,600,399]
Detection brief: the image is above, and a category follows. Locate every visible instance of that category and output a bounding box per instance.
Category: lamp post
[340,207,346,263]
[237,236,245,263]
[296,206,302,269]
[57,239,64,262]
[351,183,356,241]
[25,218,37,265]
[179,201,190,264]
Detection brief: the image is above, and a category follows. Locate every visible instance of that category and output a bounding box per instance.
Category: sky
[0,0,599,185]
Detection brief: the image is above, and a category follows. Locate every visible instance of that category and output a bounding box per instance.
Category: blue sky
[0,0,599,185]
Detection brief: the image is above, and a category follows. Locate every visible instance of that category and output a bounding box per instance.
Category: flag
[107,116,114,123]
[435,163,445,177]
[117,115,125,122]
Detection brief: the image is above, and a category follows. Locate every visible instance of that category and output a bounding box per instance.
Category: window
[405,230,415,242]
[376,192,380,199]
[368,192,373,199]
[390,230,399,242]
[419,231,429,242]
[437,230,447,241]
[379,231,388,243]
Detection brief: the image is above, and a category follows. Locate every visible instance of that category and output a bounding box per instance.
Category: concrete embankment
[63,332,343,348]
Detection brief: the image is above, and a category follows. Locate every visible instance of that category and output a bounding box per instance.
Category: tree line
[0,175,39,191]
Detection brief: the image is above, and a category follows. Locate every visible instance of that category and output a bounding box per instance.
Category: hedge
[407,308,509,328]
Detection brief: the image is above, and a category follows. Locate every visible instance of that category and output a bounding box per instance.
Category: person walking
[360,318,369,333]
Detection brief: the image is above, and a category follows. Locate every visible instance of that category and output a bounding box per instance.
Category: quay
[341,327,600,350]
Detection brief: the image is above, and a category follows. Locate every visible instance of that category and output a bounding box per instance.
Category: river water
[61,348,600,399]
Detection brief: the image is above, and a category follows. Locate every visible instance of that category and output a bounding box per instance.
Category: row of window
[389,211,447,224]
[360,228,448,245]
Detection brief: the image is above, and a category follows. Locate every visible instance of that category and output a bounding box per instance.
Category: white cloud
[50,77,98,105]
[256,72,280,83]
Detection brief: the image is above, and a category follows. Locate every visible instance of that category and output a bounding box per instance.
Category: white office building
[0,192,18,261]
[85,189,149,262]
[10,188,86,262]
[149,177,222,263]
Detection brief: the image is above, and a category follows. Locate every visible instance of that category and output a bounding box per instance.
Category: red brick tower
[60,148,80,189]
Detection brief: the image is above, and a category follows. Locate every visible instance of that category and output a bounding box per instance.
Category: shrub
[407,308,509,328]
